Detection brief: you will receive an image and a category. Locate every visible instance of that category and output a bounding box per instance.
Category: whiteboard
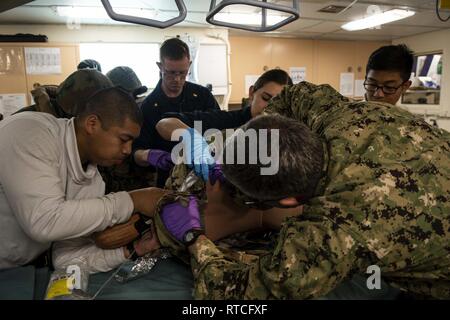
[196,44,228,95]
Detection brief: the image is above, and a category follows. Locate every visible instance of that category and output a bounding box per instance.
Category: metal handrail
[100,0,187,29]
[206,0,299,32]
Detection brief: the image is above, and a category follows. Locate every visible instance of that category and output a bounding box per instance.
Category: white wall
[393,28,450,131]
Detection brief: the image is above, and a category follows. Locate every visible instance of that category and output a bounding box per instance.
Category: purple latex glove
[147,149,174,171]
[209,163,225,185]
[160,196,202,242]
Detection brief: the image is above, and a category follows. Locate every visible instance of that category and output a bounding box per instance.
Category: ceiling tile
[278,19,326,31]
[300,21,343,33]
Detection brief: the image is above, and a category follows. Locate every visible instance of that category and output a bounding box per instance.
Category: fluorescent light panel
[214,12,287,26]
[341,9,415,31]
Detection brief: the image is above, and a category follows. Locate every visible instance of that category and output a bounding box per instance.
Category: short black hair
[253,69,293,92]
[160,37,190,62]
[77,87,143,129]
[222,114,324,202]
[366,44,414,82]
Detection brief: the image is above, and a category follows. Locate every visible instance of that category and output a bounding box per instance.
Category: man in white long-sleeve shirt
[0,87,160,273]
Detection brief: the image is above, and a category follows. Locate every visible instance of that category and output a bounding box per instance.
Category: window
[402,52,442,105]
[79,42,160,89]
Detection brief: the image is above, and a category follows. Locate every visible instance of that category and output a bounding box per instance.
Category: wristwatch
[182,229,205,247]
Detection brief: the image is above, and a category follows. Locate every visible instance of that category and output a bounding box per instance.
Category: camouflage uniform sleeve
[264,82,350,127]
[189,214,368,299]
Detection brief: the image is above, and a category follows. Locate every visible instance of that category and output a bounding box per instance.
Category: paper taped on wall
[0,93,27,118]
[340,72,354,96]
[289,67,306,84]
[25,47,61,75]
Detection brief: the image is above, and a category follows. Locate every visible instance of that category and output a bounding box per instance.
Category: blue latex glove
[147,149,174,171]
[160,196,201,242]
[181,128,215,181]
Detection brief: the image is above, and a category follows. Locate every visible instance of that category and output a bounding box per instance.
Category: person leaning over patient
[152,82,449,299]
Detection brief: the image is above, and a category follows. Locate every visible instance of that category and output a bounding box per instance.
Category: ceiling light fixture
[55,6,157,20]
[206,0,299,32]
[100,0,186,29]
[341,9,415,31]
[214,12,287,26]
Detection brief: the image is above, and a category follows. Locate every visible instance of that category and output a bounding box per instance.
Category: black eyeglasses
[363,80,407,95]
[157,63,190,79]
[160,68,190,79]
